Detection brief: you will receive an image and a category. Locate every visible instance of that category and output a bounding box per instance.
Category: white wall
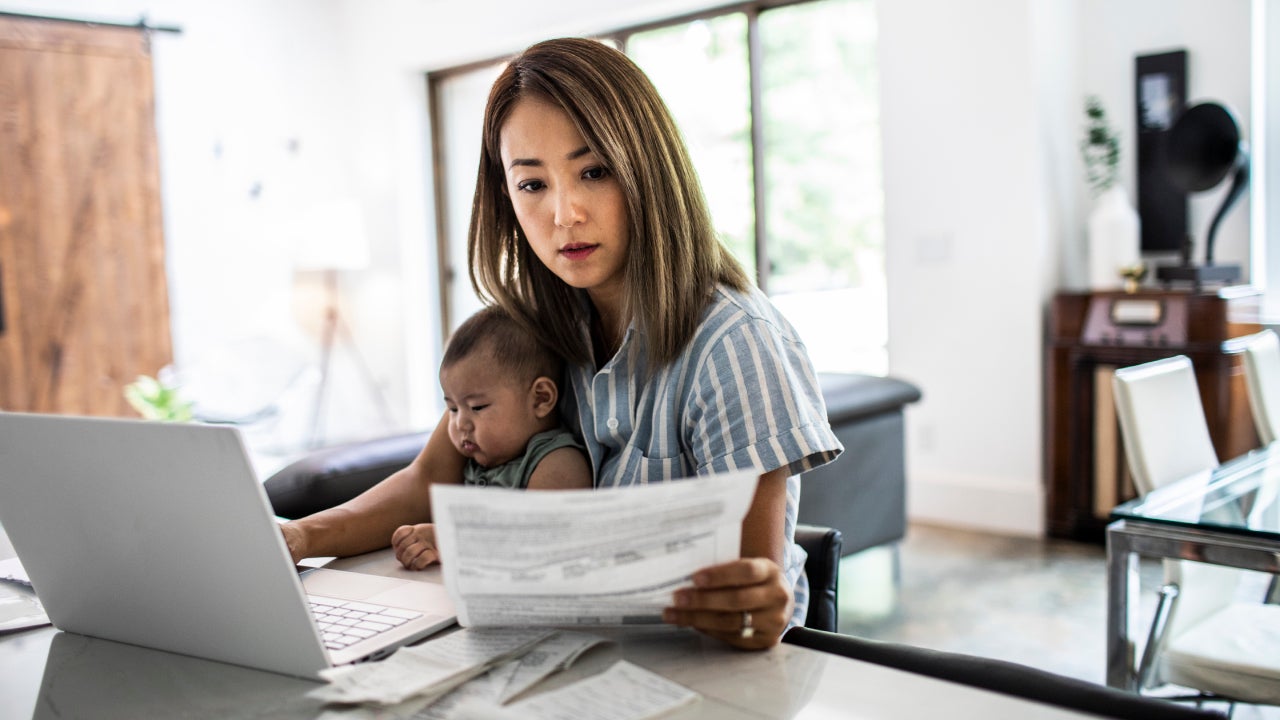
[3,0,1258,531]
[1079,0,1253,278]
[878,0,1067,535]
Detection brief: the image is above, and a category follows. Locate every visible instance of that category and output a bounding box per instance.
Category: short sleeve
[684,312,842,478]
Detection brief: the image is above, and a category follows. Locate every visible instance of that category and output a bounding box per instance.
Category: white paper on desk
[494,630,607,703]
[0,556,32,588]
[431,469,756,627]
[0,583,49,633]
[416,631,609,719]
[450,660,699,720]
[0,556,49,633]
[311,627,552,706]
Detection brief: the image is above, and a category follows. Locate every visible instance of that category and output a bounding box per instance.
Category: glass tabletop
[1111,443,1280,541]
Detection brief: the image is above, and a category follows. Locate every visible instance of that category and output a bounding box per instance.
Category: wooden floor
[838,523,1277,718]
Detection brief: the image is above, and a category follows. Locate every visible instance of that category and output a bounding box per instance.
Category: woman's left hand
[663,556,793,649]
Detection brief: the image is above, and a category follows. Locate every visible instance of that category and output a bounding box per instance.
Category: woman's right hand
[391,523,440,570]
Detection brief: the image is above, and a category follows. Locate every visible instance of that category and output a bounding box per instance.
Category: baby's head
[439,306,563,468]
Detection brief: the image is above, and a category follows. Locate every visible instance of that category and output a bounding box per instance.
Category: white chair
[1241,329,1280,608]
[1242,329,1280,446]
[1112,355,1280,706]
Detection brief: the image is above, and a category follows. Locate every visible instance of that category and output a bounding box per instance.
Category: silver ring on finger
[739,610,754,640]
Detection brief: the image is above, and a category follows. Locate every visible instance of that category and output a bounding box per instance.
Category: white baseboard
[906,471,1045,537]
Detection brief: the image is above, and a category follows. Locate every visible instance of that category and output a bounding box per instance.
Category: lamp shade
[287,199,371,272]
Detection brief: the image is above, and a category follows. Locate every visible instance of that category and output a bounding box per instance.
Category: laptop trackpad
[302,569,454,613]
[303,569,411,600]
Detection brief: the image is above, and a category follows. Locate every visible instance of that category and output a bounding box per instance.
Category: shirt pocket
[602,442,691,486]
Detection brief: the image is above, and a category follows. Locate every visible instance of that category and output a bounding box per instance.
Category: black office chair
[783,627,1226,720]
[794,524,841,632]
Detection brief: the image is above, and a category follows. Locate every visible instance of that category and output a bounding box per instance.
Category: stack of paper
[311,628,553,707]
[0,557,48,634]
[313,629,697,720]
[477,660,700,720]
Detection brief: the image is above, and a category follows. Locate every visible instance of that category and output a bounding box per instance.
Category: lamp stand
[308,269,395,449]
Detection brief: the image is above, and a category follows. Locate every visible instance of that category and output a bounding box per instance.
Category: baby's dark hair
[441,306,562,384]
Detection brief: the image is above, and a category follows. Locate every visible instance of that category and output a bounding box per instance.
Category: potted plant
[1081,95,1141,290]
[1082,96,1120,193]
[124,374,194,422]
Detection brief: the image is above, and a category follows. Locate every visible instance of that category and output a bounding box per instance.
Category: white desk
[0,548,1101,719]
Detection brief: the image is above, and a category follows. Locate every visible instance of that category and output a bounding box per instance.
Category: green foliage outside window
[628,16,757,280]
[630,0,884,296]
[761,0,883,292]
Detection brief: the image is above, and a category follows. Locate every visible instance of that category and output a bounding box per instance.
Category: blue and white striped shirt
[562,284,843,627]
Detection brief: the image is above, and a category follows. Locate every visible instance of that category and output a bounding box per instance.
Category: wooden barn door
[0,15,172,416]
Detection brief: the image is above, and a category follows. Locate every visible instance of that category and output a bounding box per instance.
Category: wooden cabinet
[1044,288,1261,541]
[0,17,171,416]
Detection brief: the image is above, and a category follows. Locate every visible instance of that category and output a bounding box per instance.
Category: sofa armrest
[819,373,921,424]
[264,432,429,519]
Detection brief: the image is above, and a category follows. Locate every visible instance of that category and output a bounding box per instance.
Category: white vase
[1087,185,1141,290]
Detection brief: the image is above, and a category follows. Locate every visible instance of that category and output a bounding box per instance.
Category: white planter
[1087,185,1141,290]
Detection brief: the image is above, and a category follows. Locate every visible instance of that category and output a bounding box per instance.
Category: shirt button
[606,417,619,430]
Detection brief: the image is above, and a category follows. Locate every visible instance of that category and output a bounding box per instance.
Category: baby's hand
[391,524,439,570]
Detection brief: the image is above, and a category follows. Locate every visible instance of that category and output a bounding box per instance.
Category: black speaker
[1154,102,1248,286]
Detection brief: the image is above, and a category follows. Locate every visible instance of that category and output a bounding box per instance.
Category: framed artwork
[1134,50,1188,255]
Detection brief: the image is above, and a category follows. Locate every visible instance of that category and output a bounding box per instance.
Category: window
[627,17,756,280]
[429,0,885,374]
[758,0,886,374]
[432,60,508,333]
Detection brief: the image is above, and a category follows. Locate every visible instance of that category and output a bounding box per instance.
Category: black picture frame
[1135,50,1188,254]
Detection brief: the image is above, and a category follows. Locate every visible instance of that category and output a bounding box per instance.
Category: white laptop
[0,412,456,679]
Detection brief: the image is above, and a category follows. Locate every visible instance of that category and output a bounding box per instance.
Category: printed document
[0,558,47,633]
[417,631,608,719]
[431,470,757,627]
[314,630,608,719]
[311,627,552,706]
[454,660,699,720]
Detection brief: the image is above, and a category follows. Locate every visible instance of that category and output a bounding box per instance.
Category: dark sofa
[806,372,921,556]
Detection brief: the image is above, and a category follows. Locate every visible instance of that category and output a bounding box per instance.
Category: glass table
[1106,444,1280,689]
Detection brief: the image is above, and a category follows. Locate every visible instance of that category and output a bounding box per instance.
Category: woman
[282,38,841,649]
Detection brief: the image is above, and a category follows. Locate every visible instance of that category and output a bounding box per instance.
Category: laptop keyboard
[308,595,423,651]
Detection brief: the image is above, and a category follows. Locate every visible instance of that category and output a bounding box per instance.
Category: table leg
[1105,522,1136,690]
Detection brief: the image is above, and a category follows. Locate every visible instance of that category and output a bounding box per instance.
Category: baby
[440,306,591,489]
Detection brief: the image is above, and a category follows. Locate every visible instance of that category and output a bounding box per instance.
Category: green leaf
[123,375,194,423]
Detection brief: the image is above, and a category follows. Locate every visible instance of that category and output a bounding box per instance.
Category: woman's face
[499,97,629,312]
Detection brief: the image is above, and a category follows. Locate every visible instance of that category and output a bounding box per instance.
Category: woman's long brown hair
[468,37,750,367]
